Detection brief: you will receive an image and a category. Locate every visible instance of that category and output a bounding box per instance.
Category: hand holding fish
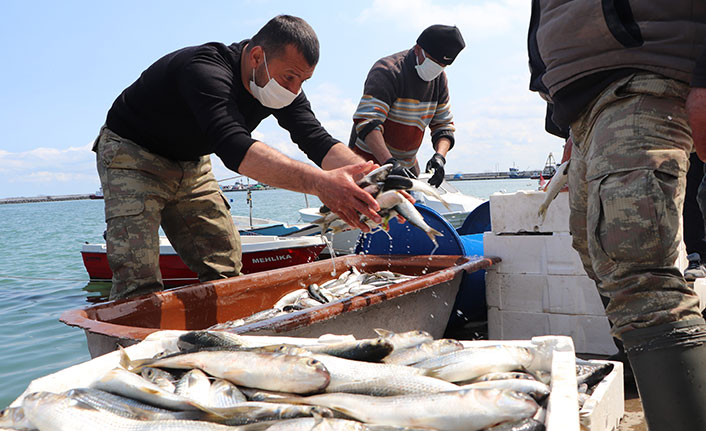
[313,161,382,232]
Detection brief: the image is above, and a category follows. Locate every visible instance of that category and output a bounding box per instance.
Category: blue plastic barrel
[356,203,489,326]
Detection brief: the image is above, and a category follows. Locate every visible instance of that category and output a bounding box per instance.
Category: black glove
[425,152,446,187]
[384,157,415,178]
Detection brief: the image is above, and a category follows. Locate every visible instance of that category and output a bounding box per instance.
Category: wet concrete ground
[617,383,646,431]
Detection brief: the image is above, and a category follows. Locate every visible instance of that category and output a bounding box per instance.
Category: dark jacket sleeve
[528,0,569,139]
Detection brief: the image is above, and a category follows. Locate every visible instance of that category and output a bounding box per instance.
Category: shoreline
[0,194,102,205]
[0,175,544,205]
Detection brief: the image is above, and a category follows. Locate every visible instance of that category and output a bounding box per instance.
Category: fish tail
[426,227,443,242]
[118,345,151,373]
[118,345,134,370]
[374,328,394,338]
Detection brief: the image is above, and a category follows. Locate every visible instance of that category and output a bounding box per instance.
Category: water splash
[320,234,337,277]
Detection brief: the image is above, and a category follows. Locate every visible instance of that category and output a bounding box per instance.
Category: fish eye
[307,358,321,367]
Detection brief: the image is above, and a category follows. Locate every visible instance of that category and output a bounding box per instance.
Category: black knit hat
[416,24,465,66]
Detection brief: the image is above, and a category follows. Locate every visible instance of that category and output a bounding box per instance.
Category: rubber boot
[622,318,706,431]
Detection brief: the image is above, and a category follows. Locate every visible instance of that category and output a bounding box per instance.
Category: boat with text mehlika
[81,234,327,287]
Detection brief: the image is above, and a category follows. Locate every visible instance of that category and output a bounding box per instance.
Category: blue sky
[0,0,563,199]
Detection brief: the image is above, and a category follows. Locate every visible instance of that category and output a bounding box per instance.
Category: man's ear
[249,45,264,67]
[413,44,423,62]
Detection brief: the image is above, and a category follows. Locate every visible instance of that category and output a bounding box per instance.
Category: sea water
[0,178,538,407]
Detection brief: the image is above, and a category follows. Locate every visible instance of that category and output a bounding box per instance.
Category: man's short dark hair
[248,15,320,66]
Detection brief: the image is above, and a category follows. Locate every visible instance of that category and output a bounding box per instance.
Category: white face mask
[249,50,300,109]
[415,49,445,81]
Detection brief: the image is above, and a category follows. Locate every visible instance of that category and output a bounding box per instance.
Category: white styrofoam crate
[483,232,587,276]
[9,332,624,431]
[694,278,706,311]
[488,307,618,356]
[579,360,625,431]
[490,190,570,234]
[484,232,688,278]
[486,271,606,315]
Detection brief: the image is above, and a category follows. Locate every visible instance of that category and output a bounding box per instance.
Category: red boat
[81,235,327,287]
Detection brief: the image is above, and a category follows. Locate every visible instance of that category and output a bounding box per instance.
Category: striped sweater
[348,49,455,171]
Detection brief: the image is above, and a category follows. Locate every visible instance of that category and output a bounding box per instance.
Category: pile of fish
[1,329,615,431]
[209,267,417,331]
[314,164,447,245]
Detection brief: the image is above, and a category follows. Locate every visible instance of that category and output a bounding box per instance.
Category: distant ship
[89,187,103,199]
[531,153,558,179]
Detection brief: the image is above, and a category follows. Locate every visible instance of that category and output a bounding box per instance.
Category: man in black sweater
[94,15,381,300]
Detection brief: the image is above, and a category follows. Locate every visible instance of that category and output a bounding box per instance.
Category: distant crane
[542,153,558,178]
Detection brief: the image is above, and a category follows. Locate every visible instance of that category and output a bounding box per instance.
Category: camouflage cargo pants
[93,127,241,300]
[569,72,702,338]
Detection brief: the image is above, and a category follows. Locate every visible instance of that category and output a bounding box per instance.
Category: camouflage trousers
[93,127,241,300]
[568,72,702,338]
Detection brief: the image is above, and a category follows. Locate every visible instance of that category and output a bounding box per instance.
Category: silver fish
[357,163,394,188]
[298,297,325,308]
[21,391,239,431]
[483,417,546,431]
[207,402,333,426]
[405,178,450,210]
[284,389,538,431]
[459,379,551,402]
[270,338,394,363]
[374,328,433,351]
[177,331,256,351]
[307,283,331,303]
[315,190,437,240]
[63,388,205,421]
[208,379,247,408]
[0,407,35,431]
[175,369,212,404]
[208,307,283,331]
[239,387,294,403]
[390,194,443,245]
[346,283,379,296]
[470,372,538,383]
[308,353,456,396]
[262,417,369,431]
[141,367,177,393]
[414,346,536,383]
[89,367,207,411]
[273,289,309,310]
[121,348,331,394]
[382,339,464,366]
[575,359,614,388]
[537,159,569,221]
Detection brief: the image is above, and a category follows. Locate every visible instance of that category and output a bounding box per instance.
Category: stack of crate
[483,190,699,356]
